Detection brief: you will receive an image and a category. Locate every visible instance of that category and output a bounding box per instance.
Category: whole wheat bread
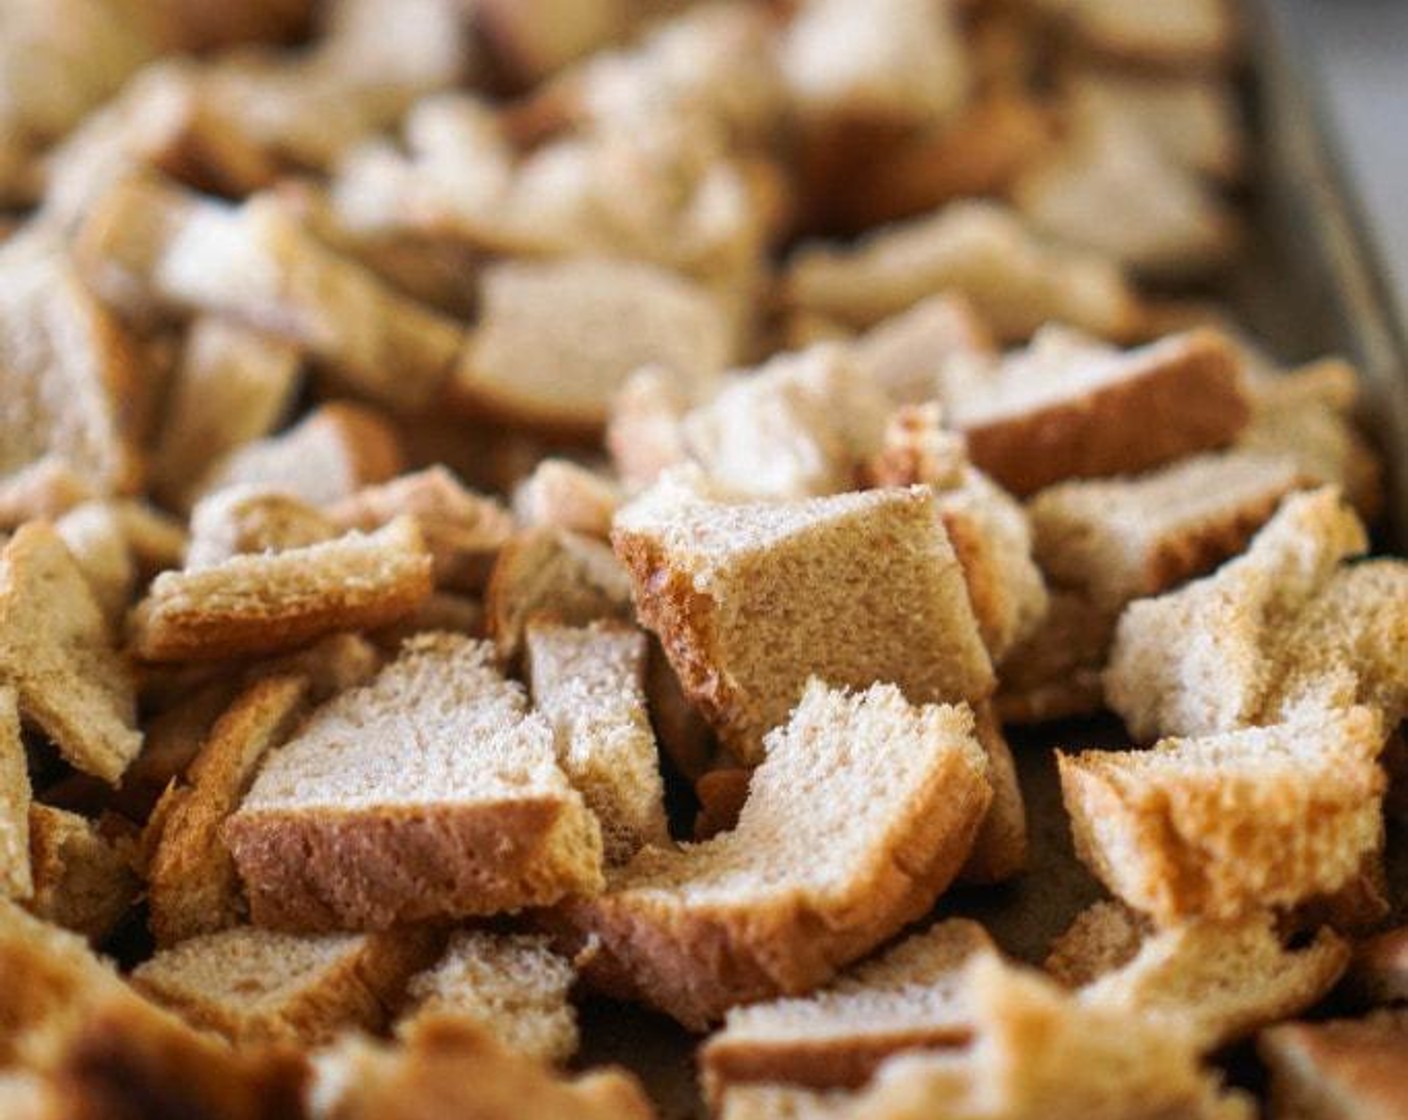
[224,633,605,930]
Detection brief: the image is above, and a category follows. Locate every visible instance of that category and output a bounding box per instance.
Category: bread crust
[147,675,309,945]
[962,329,1249,496]
[226,798,602,932]
[561,710,991,1029]
[130,518,433,662]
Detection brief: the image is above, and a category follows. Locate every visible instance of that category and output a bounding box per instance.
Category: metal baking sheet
[579,3,1408,1115]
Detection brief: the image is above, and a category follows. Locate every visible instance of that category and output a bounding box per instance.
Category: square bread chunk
[784,200,1141,341]
[561,680,992,1029]
[224,634,604,931]
[614,483,994,764]
[525,620,669,864]
[1106,487,1408,741]
[132,924,442,1046]
[717,954,1250,1120]
[397,930,578,1064]
[1029,449,1305,610]
[74,178,465,413]
[1058,706,1387,925]
[701,919,996,1101]
[1076,916,1348,1051]
[0,523,141,784]
[130,516,434,662]
[941,327,1250,496]
[455,256,732,436]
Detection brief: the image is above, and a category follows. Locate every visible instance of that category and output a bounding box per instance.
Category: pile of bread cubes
[0,0,1405,1116]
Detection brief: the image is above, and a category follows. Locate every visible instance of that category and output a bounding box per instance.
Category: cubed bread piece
[1013,114,1239,279]
[310,1017,654,1120]
[701,919,996,1100]
[849,294,996,405]
[614,483,993,764]
[940,327,1249,496]
[26,805,138,943]
[397,930,577,1064]
[191,401,404,510]
[1105,487,1408,741]
[1064,69,1244,183]
[0,524,141,784]
[331,88,773,299]
[1260,1015,1408,1120]
[780,0,970,128]
[560,680,992,1029]
[0,898,306,1115]
[455,256,732,435]
[327,466,515,593]
[74,178,465,412]
[718,955,1251,1120]
[125,634,380,819]
[225,634,604,931]
[525,620,669,864]
[681,345,891,501]
[0,243,143,498]
[42,59,281,231]
[0,896,133,1066]
[1058,706,1387,924]
[1063,909,1348,1049]
[864,402,969,492]
[45,991,308,1120]
[485,528,635,664]
[784,200,1142,341]
[606,365,697,494]
[152,317,301,511]
[168,0,466,175]
[130,516,433,662]
[0,687,30,899]
[54,502,137,626]
[514,459,621,540]
[147,675,308,945]
[933,467,1049,663]
[1239,359,1382,519]
[132,924,441,1045]
[184,486,339,569]
[1030,450,1306,610]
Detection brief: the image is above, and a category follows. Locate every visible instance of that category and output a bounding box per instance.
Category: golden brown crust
[225,799,599,932]
[130,519,433,663]
[146,675,309,945]
[962,329,1249,496]
[560,739,991,1030]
